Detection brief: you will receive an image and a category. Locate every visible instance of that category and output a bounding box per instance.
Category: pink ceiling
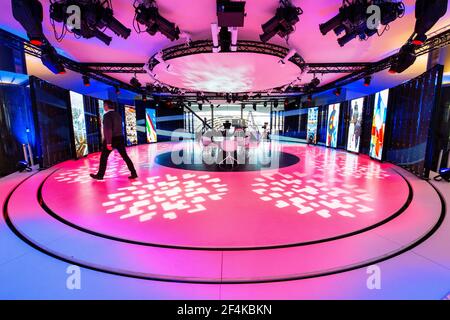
[2,0,450,95]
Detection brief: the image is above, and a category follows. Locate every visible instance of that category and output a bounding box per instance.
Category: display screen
[307,107,319,144]
[69,91,88,158]
[98,100,105,141]
[347,98,364,153]
[326,103,340,148]
[370,89,389,160]
[125,106,138,146]
[146,108,157,143]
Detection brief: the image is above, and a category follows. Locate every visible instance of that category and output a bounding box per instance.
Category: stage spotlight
[198,103,203,110]
[134,0,180,41]
[154,51,173,72]
[320,0,405,47]
[310,77,320,88]
[82,75,90,87]
[50,0,131,45]
[16,160,31,172]
[307,94,312,102]
[304,77,321,92]
[389,44,416,74]
[12,0,47,46]
[273,100,278,108]
[334,88,342,96]
[412,0,448,46]
[253,103,257,111]
[217,0,246,27]
[130,76,142,88]
[115,86,120,95]
[142,94,147,102]
[434,168,450,182]
[263,101,267,107]
[260,1,303,43]
[226,93,232,103]
[41,44,66,74]
[279,48,297,65]
[363,76,372,87]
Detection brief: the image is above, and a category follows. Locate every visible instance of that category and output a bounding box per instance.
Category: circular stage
[3,141,445,283]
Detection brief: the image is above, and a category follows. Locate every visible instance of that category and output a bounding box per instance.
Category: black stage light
[12,0,47,46]
[115,86,120,95]
[41,44,66,74]
[142,94,147,102]
[389,43,416,74]
[304,77,321,92]
[82,75,90,87]
[320,0,405,47]
[307,94,312,102]
[412,0,448,45]
[198,103,203,110]
[273,100,278,108]
[135,0,180,41]
[218,26,232,52]
[334,88,342,96]
[310,77,320,88]
[50,0,131,46]
[130,76,142,88]
[16,160,31,172]
[434,168,450,182]
[260,1,303,43]
[217,0,246,27]
[253,103,257,111]
[223,120,232,129]
[263,101,267,107]
[363,76,372,87]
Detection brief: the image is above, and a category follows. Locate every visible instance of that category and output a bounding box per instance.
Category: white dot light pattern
[101,174,228,222]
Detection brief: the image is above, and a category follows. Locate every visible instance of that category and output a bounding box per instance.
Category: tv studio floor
[1,141,450,299]
[2,0,450,304]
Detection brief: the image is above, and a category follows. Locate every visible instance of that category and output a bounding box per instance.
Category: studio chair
[219,138,238,168]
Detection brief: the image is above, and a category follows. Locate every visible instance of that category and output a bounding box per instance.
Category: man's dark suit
[96,110,137,178]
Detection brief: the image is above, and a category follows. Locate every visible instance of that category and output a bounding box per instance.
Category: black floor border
[36,168,414,251]
[2,168,446,284]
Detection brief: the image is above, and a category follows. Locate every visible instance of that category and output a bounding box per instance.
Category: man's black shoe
[90,174,104,180]
[128,173,138,180]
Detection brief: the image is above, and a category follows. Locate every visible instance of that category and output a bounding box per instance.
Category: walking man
[90,100,138,180]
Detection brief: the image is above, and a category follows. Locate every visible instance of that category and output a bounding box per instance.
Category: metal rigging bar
[316,26,450,93]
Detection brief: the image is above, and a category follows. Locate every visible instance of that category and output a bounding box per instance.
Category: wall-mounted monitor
[326,103,340,148]
[370,89,389,160]
[307,107,319,144]
[347,98,364,153]
[125,105,138,146]
[69,91,88,158]
[98,100,105,141]
[146,108,157,143]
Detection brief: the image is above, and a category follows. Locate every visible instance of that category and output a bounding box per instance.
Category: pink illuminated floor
[41,142,409,249]
[1,141,449,298]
